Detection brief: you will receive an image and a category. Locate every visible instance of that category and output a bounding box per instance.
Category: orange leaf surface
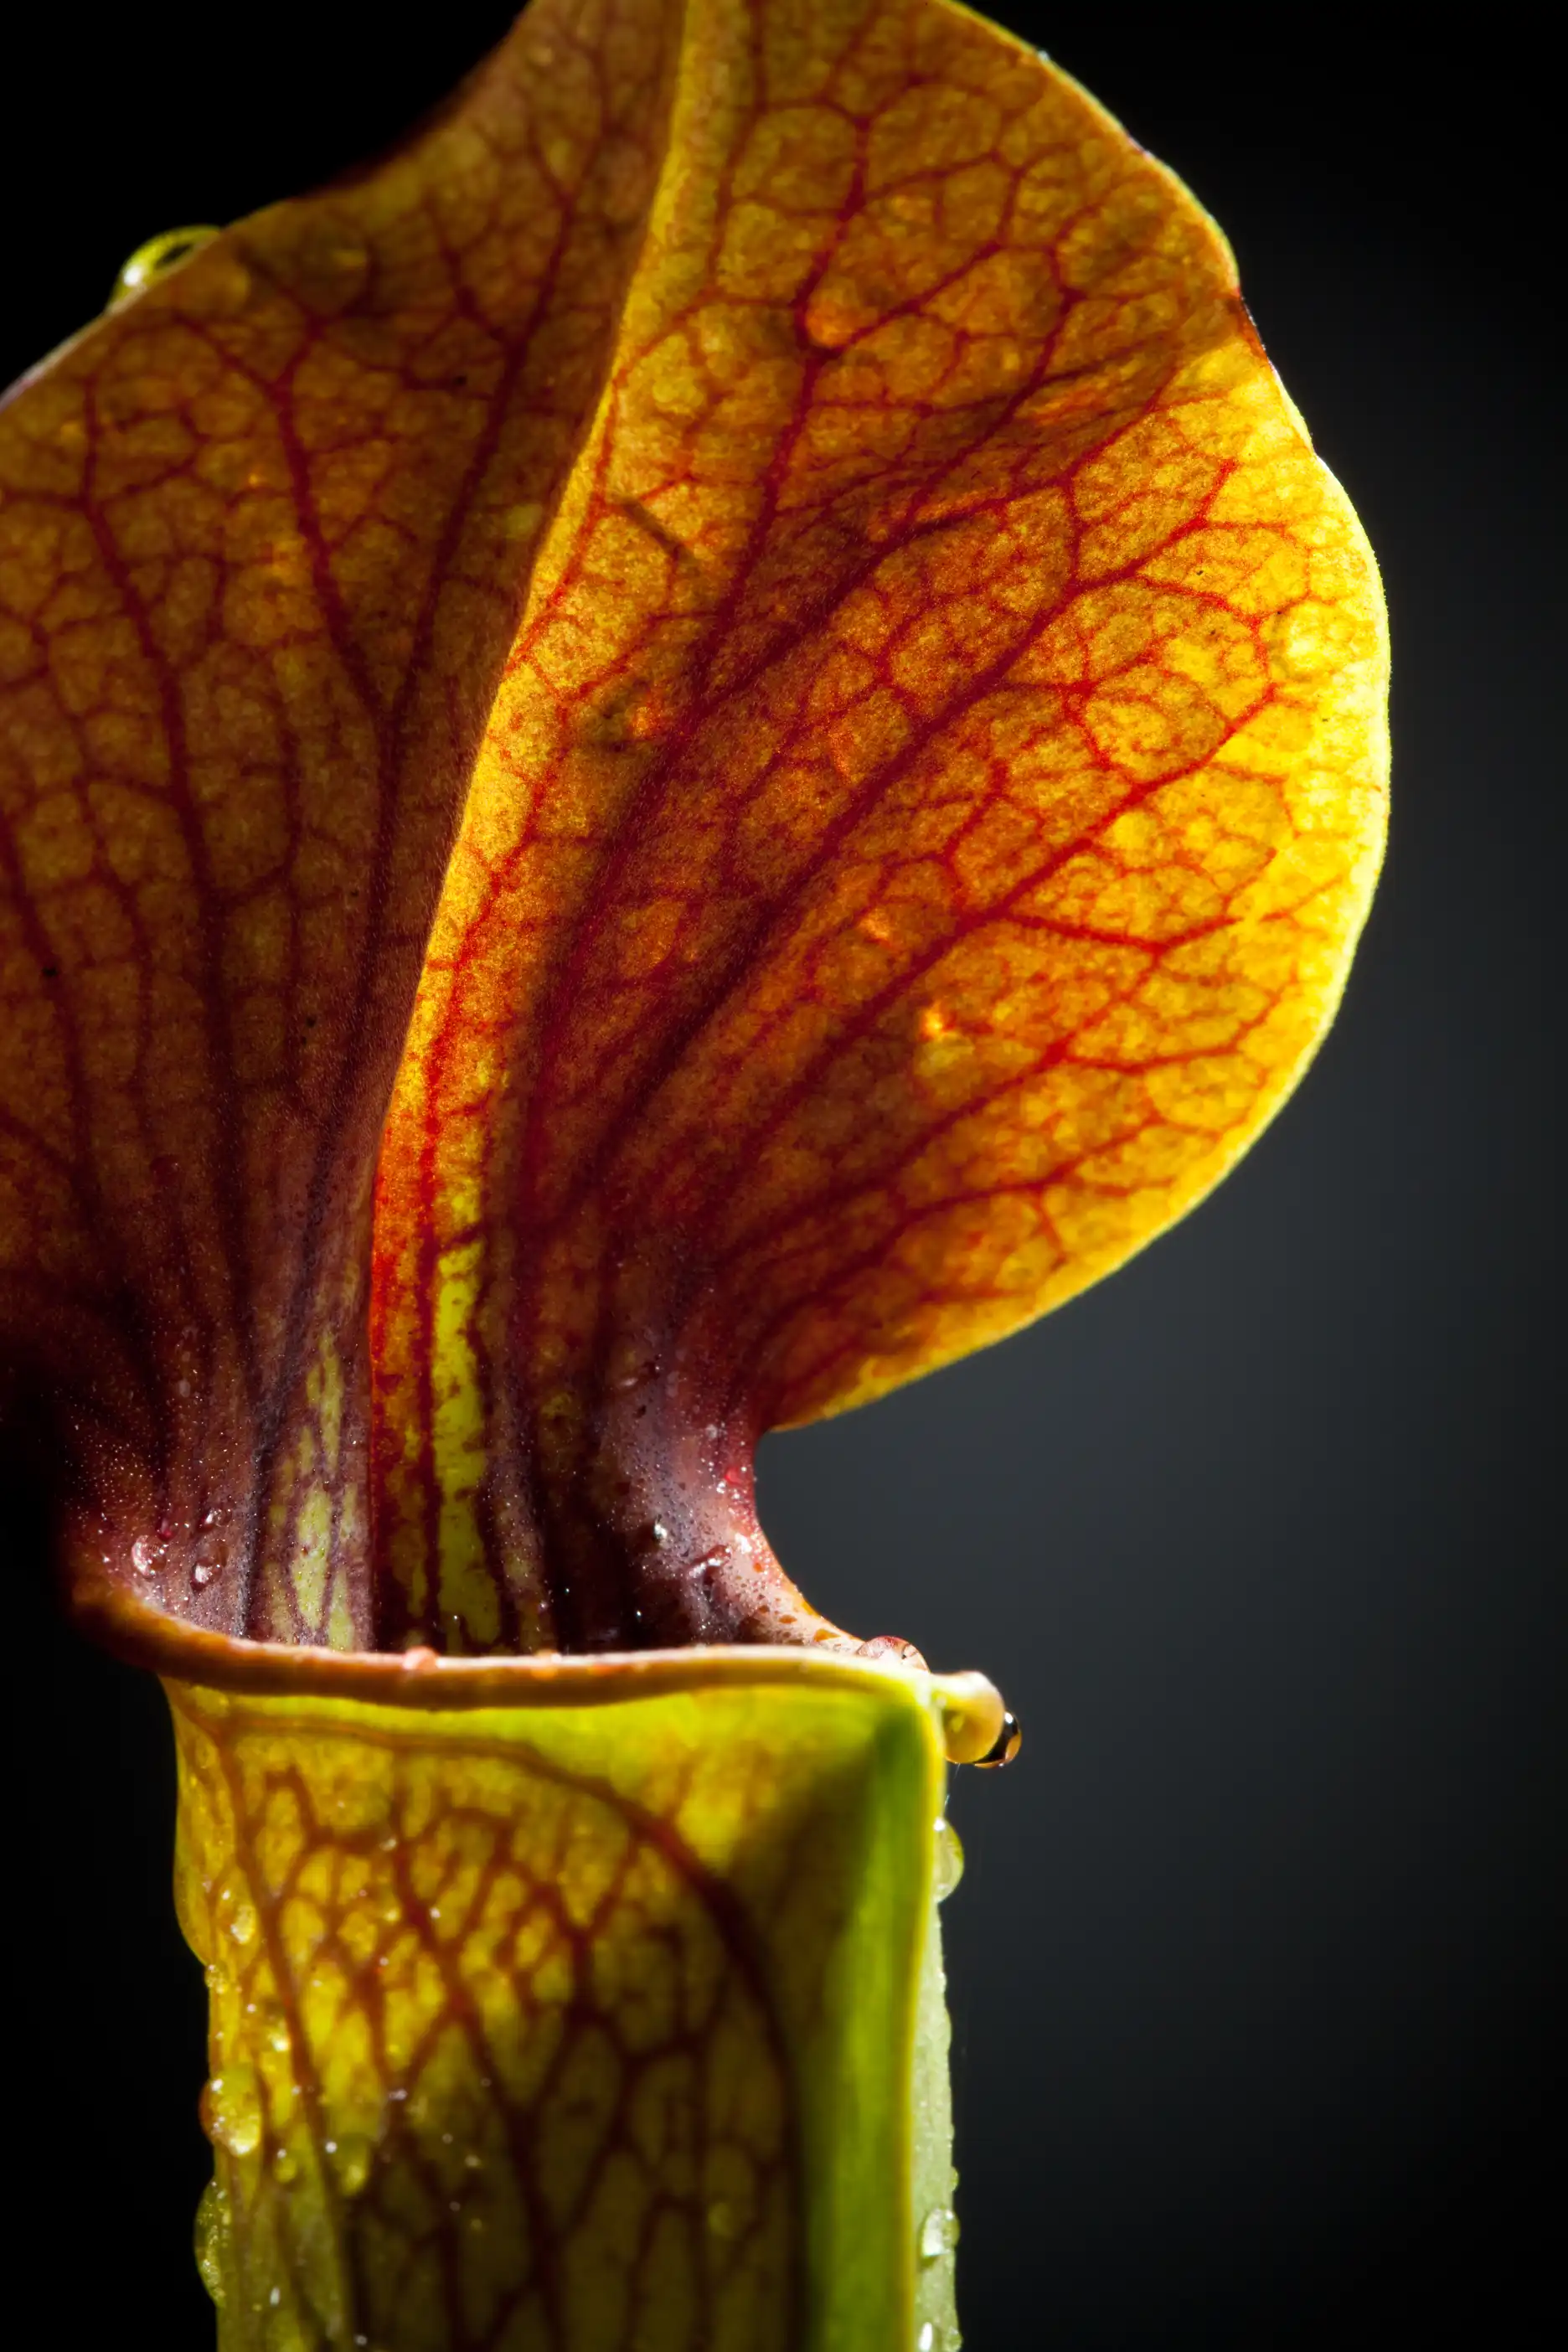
[0,0,1386,1669]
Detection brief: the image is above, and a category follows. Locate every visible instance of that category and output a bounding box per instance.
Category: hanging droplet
[111,226,221,308]
[919,2205,960,2262]
[931,1817,965,1902]
[975,1710,1022,1768]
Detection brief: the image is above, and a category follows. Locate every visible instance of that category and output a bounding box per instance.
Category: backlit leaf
[3,6,1385,2341]
[171,1648,954,2352]
[2,0,1385,1665]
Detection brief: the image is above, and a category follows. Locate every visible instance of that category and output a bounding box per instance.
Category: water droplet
[131,1534,162,1575]
[193,2179,228,2308]
[204,2066,262,2159]
[111,226,221,307]
[286,218,369,314]
[707,2199,739,2240]
[931,1818,965,1903]
[228,1899,257,1946]
[860,1632,926,1668]
[651,1520,669,1544]
[269,2286,281,2308]
[272,2148,298,2184]
[919,2205,959,2262]
[329,2133,374,2196]
[917,2327,935,2352]
[976,1710,1022,1768]
[194,1524,229,1577]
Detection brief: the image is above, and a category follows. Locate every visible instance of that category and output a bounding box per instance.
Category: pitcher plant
[0,0,1387,2344]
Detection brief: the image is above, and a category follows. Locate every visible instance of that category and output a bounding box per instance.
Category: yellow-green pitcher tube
[165,1650,970,2352]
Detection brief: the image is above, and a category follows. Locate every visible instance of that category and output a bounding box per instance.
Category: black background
[3,5,1560,2345]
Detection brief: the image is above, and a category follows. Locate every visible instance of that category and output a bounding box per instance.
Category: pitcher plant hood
[0,0,1386,1684]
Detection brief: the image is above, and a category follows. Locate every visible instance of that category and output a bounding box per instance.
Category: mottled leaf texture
[4,5,1384,2344]
[2,0,1385,1664]
[173,1653,953,2352]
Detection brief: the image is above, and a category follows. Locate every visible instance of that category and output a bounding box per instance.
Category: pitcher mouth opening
[78,1579,1010,1759]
